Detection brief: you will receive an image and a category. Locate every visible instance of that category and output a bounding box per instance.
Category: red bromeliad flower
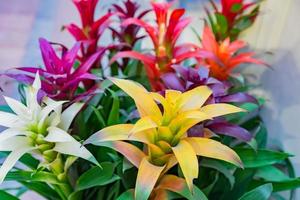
[111,1,204,91]
[199,26,266,80]
[66,0,113,61]
[206,0,260,41]
[7,38,101,101]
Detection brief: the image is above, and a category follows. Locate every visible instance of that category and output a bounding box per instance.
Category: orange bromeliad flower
[200,26,266,80]
[85,78,245,200]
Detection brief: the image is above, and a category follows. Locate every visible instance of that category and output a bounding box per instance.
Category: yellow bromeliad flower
[85,78,244,200]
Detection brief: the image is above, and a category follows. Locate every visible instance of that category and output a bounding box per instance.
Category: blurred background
[0,0,299,199]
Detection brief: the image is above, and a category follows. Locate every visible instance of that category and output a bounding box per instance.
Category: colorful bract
[7,38,102,101]
[111,2,204,91]
[85,78,244,200]
[199,26,266,80]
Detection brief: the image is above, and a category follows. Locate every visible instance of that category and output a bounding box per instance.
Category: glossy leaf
[76,162,117,191]
[235,148,291,168]
[0,190,19,200]
[238,183,273,200]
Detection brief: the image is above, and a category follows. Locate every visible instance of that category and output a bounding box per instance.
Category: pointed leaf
[200,103,245,118]
[135,157,165,200]
[177,86,212,112]
[172,140,198,191]
[238,183,272,200]
[76,162,117,191]
[185,137,243,167]
[109,78,162,121]
[0,147,34,183]
[54,140,99,166]
[98,141,146,167]
[0,112,18,128]
[85,124,134,144]
[235,148,291,168]
[59,103,84,131]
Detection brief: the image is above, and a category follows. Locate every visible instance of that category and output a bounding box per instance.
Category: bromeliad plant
[199,26,266,80]
[7,38,102,101]
[1,1,299,200]
[110,1,203,91]
[85,78,244,200]
[0,73,98,199]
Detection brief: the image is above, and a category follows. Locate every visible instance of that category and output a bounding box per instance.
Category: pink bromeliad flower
[66,0,113,61]
[111,1,208,91]
[7,38,101,101]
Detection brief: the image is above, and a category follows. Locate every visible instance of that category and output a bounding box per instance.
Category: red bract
[66,0,113,60]
[7,38,102,101]
[206,0,260,41]
[111,1,202,91]
[199,26,266,80]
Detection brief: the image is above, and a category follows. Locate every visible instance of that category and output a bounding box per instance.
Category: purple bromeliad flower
[6,38,102,102]
[161,65,257,142]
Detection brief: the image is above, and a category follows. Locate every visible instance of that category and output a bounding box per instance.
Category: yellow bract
[86,78,245,200]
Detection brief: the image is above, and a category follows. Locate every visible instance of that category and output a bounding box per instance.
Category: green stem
[49,154,73,198]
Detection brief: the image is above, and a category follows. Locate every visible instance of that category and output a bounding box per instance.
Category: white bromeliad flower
[0,73,98,183]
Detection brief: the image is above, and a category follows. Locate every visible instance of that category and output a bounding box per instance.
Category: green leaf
[107,91,120,126]
[255,166,291,182]
[20,181,60,200]
[0,190,19,200]
[251,179,300,192]
[215,13,228,35]
[235,148,291,168]
[0,152,39,170]
[231,3,243,13]
[255,123,268,148]
[201,159,235,189]
[91,105,106,127]
[0,105,13,113]
[238,183,273,200]
[5,170,63,185]
[76,162,117,191]
[117,189,134,200]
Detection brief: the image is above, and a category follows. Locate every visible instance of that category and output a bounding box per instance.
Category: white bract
[0,73,98,183]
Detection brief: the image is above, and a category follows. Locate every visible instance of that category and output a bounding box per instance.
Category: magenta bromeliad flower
[66,0,113,61]
[109,0,151,69]
[206,0,261,41]
[161,66,255,142]
[110,0,150,48]
[110,1,206,91]
[7,38,102,101]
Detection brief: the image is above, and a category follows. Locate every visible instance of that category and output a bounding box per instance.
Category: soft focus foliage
[0,0,299,200]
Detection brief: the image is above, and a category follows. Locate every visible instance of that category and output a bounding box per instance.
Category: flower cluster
[0,0,297,200]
